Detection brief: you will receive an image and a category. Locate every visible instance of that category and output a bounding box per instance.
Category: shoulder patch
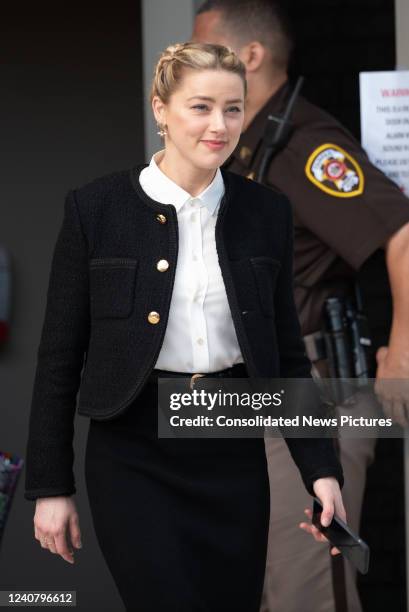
[305,143,364,198]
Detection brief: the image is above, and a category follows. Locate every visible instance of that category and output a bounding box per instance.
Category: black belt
[148,362,248,390]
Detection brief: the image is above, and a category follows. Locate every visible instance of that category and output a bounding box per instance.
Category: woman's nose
[209,111,227,133]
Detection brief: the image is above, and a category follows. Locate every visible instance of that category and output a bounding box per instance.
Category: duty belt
[303,331,326,363]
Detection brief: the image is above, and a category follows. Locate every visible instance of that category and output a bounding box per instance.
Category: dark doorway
[1,3,143,610]
[286,0,396,140]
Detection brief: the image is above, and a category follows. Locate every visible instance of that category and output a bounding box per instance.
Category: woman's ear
[152,96,167,127]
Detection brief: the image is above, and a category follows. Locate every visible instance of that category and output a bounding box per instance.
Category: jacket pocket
[250,256,281,318]
[89,258,138,319]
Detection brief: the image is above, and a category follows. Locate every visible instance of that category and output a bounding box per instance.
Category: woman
[25,42,345,611]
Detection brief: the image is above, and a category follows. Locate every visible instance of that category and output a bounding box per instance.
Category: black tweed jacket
[24,165,343,500]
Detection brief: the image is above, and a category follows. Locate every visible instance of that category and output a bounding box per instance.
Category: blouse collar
[139,149,224,216]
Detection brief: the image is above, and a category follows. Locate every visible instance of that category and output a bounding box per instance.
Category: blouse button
[156,213,167,224]
[156,259,169,272]
[148,311,160,324]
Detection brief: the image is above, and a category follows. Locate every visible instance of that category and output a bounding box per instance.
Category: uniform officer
[192,1,409,611]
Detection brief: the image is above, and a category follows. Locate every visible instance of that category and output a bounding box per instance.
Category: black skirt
[85,371,270,612]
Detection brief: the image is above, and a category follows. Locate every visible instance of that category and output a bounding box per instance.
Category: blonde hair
[150,41,247,105]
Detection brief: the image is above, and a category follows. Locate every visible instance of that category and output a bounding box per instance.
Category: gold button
[156,259,169,272]
[246,171,255,180]
[240,146,252,160]
[148,311,160,324]
[156,213,167,224]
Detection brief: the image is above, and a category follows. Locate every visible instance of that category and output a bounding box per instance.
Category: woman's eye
[192,104,209,111]
[191,105,241,113]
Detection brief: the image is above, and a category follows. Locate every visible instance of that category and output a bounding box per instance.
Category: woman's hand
[33,496,82,564]
[299,476,346,556]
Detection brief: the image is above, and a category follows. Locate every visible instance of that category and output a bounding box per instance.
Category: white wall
[141,0,197,159]
[395,0,409,68]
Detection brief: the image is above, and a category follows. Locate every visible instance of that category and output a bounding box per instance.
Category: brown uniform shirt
[225,82,409,335]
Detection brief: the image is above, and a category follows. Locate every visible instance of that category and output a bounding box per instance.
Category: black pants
[85,370,270,612]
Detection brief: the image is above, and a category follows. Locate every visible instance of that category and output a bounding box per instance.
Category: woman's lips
[201,140,227,150]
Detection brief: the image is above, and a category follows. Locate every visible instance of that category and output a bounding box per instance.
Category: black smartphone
[312,497,370,574]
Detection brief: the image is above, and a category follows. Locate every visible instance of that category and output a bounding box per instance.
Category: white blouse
[139,150,244,373]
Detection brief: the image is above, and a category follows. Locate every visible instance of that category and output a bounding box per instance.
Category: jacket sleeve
[274,199,344,495]
[24,190,90,501]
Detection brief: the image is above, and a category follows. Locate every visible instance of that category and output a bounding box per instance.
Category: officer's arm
[375,220,409,426]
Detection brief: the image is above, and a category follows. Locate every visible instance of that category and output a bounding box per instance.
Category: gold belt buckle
[190,373,206,390]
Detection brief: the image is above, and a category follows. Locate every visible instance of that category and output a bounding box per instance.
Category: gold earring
[157,123,167,137]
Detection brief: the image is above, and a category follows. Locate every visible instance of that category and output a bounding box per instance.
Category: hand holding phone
[312,497,370,574]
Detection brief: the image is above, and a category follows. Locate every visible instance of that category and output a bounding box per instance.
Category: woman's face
[153,68,245,170]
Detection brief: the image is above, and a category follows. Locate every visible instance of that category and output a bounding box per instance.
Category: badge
[305,143,364,197]
[240,146,252,161]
